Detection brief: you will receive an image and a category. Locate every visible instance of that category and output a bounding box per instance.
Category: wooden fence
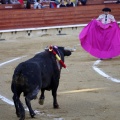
[0,3,119,30]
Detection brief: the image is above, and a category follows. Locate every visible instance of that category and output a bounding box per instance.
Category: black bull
[11,46,73,120]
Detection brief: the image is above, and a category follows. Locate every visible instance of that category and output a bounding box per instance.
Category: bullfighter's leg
[39,89,45,105]
[13,93,25,120]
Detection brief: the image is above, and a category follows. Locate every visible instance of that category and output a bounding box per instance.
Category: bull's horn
[44,46,49,50]
[64,47,76,52]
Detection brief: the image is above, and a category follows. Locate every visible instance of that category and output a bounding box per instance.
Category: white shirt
[34,2,42,9]
[96,14,116,24]
[10,0,20,4]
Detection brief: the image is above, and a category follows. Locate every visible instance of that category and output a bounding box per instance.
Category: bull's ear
[57,47,64,51]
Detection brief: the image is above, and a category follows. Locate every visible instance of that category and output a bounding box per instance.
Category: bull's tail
[14,73,26,86]
[11,65,26,94]
[11,73,25,119]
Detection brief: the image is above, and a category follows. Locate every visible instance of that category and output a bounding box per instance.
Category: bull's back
[11,51,57,93]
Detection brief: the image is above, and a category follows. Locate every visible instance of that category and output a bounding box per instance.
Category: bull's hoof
[16,112,20,117]
[39,99,44,105]
[30,112,36,118]
[54,104,59,109]
[19,115,25,120]
[19,118,25,120]
[34,96,37,100]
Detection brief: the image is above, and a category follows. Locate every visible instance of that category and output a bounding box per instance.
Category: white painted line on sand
[0,56,26,67]
[0,93,41,114]
[0,95,14,105]
[0,56,26,106]
[93,60,120,83]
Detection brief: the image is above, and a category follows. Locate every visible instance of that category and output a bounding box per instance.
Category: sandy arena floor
[0,32,120,120]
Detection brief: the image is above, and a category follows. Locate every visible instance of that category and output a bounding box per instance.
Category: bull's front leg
[39,89,45,105]
[52,88,59,109]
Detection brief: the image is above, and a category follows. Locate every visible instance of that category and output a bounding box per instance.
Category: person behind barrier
[18,0,23,4]
[116,0,120,4]
[80,0,87,5]
[10,0,20,4]
[1,0,10,4]
[77,0,87,6]
[66,0,75,7]
[57,0,66,8]
[50,0,59,8]
[1,0,23,4]
[34,0,45,9]
[26,0,35,8]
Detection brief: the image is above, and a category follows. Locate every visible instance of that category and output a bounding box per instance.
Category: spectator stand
[0,1,120,39]
[30,0,50,9]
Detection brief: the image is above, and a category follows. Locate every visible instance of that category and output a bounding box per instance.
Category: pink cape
[79,19,120,59]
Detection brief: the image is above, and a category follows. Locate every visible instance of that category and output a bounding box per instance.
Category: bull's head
[45,45,76,69]
[64,46,76,56]
[45,45,76,56]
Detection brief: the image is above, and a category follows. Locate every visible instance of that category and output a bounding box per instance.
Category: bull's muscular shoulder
[24,51,54,66]
[17,50,57,71]
[34,51,50,59]
[33,50,59,70]
[25,51,50,62]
